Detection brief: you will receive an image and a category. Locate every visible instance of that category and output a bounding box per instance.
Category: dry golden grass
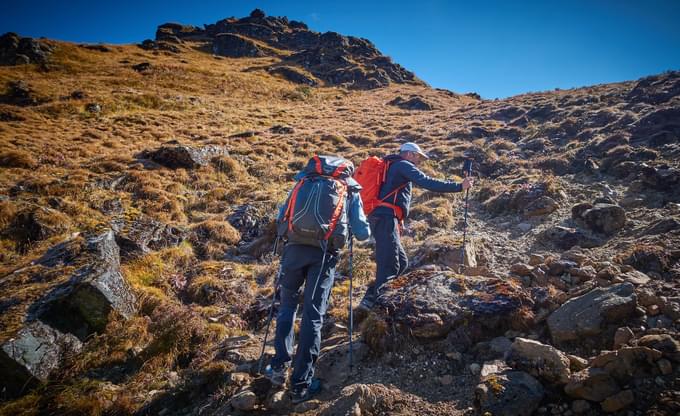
[0,150,37,169]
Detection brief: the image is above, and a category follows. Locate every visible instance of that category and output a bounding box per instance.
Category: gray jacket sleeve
[347,192,371,241]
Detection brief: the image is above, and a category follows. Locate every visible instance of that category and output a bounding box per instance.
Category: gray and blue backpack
[278,155,358,250]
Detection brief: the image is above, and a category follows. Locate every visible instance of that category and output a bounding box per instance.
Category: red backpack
[353,156,406,220]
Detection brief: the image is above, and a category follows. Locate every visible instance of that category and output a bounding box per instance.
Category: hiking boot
[357,296,375,312]
[264,363,289,387]
[290,378,322,404]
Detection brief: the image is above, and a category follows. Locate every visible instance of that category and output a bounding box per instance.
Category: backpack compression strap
[323,179,347,240]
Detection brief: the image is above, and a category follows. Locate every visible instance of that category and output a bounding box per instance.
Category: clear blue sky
[3,0,679,98]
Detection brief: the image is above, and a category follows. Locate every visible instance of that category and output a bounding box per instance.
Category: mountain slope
[1,9,680,416]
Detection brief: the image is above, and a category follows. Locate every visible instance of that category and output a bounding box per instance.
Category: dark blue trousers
[271,244,337,389]
[364,214,408,303]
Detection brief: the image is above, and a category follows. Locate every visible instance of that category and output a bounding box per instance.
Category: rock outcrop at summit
[0,32,54,66]
[153,9,422,89]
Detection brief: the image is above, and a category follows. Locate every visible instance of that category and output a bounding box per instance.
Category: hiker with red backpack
[354,142,474,312]
[264,155,370,403]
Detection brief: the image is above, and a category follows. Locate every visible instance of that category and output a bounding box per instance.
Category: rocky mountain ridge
[151,9,422,89]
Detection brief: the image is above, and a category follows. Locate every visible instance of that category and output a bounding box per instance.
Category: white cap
[399,142,429,159]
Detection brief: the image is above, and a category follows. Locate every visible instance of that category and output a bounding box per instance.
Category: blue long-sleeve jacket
[372,154,463,219]
[277,171,371,241]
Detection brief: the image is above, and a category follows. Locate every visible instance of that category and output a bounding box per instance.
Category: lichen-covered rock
[581,203,626,234]
[114,216,186,259]
[373,271,531,339]
[508,337,571,384]
[475,370,544,416]
[0,321,82,397]
[143,144,228,169]
[35,230,137,340]
[547,283,636,344]
[565,367,620,402]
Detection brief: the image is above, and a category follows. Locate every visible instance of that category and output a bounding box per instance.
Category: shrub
[191,220,240,245]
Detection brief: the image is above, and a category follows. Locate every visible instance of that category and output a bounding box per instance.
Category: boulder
[315,341,368,388]
[0,32,53,66]
[227,204,271,242]
[547,283,636,344]
[34,230,137,340]
[524,196,559,217]
[582,204,626,235]
[411,238,478,269]
[9,207,71,251]
[268,66,318,86]
[114,216,186,259]
[565,367,620,402]
[319,383,404,416]
[131,62,151,72]
[475,370,544,416]
[373,271,531,339]
[507,337,571,384]
[143,144,228,169]
[601,389,635,413]
[640,165,680,190]
[387,96,433,110]
[269,125,295,134]
[231,389,258,410]
[571,202,593,220]
[572,399,591,414]
[1,80,47,106]
[612,327,634,349]
[638,334,680,362]
[541,226,600,250]
[212,33,267,57]
[590,347,662,381]
[621,269,650,286]
[0,321,82,397]
[627,71,680,105]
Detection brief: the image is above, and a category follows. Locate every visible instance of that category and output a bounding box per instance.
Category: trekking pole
[348,231,354,374]
[257,236,282,374]
[460,159,473,267]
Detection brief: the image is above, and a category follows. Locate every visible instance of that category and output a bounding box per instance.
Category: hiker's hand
[462,176,474,190]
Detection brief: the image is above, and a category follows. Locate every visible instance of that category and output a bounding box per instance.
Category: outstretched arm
[398,162,463,193]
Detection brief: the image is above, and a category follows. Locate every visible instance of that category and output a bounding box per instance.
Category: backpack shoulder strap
[324,179,348,241]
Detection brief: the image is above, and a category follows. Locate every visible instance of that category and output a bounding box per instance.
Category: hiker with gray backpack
[263,155,370,403]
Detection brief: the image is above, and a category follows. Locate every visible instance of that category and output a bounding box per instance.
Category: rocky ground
[1,8,679,416]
